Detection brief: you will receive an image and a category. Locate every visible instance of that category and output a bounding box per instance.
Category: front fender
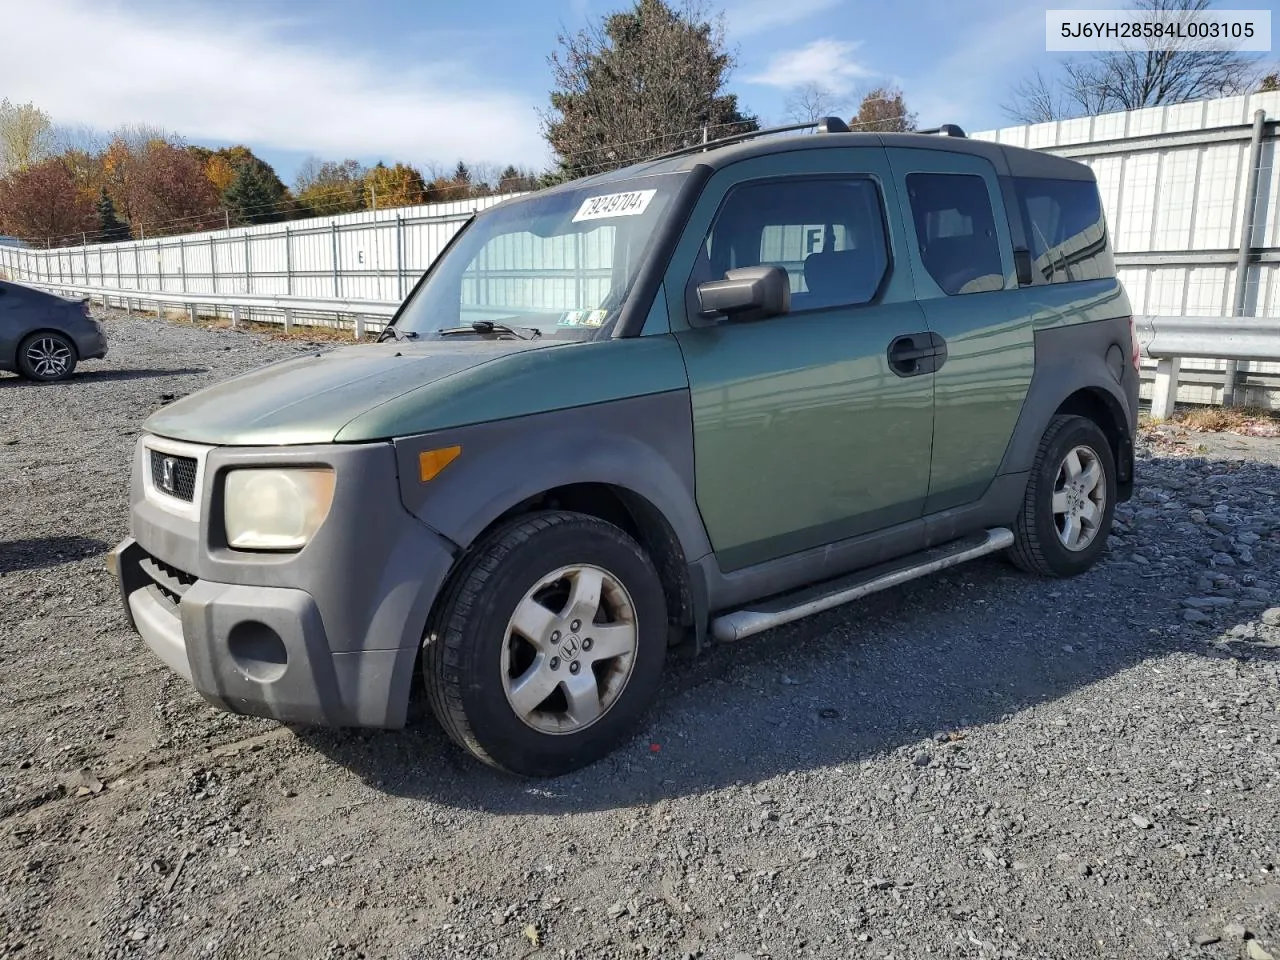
[393,390,713,566]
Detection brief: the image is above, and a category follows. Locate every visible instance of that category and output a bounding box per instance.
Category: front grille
[149,449,198,502]
[139,553,198,609]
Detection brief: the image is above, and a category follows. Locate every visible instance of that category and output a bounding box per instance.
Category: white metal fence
[0,195,514,303]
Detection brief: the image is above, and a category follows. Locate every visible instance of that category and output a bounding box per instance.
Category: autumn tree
[204,153,237,194]
[1259,72,1280,91]
[542,0,757,179]
[60,149,106,204]
[0,158,95,244]
[852,86,916,132]
[130,141,222,235]
[364,162,428,209]
[295,157,366,216]
[96,187,131,242]
[0,99,55,175]
[1004,0,1263,122]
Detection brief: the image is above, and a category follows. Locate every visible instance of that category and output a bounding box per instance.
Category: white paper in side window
[571,189,657,223]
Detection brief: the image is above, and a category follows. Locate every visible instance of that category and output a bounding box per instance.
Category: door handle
[888,333,947,377]
[890,345,935,362]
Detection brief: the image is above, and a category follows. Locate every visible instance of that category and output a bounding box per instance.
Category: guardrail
[18,279,399,338]
[1135,314,1280,418]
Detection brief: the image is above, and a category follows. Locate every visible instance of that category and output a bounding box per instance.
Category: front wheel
[17,332,77,382]
[423,511,668,777]
[1009,414,1117,577]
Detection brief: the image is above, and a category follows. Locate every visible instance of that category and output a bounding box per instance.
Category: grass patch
[1176,405,1278,433]
[1142,404,1280,437]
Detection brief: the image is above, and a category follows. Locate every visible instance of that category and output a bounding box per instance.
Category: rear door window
[904,173,1005,295]
[1014,177,1115,283]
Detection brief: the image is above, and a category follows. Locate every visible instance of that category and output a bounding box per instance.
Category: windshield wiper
[378,326,419,343]
[438,320,540,340]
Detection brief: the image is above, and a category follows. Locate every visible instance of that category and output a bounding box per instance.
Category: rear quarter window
[1015,177,1115,284]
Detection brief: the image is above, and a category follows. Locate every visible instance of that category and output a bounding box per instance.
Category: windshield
[394,172,686,341]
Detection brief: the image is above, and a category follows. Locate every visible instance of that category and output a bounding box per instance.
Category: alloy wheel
[1051,444,1107,552]
[500,564,638,735]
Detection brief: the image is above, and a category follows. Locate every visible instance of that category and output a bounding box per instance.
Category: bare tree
[0,99,55,175]
[541,0,757,180]
[1005,0,1264,122]
[292,155,326,194]
[110,122,180,154]
[51,123,106,156]
[783,83,849,124]
[1000,69,1067,124]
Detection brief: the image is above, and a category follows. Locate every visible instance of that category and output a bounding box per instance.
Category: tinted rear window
[904,173,1005,296]
[1014,177,1115,283]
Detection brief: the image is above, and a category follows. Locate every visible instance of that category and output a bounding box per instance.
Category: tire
[16,332,77,382]
[423,510,668,777]
[1008,414,1117,578]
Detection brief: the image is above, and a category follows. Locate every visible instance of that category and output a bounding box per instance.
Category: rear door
[883,148,1035,513]
[663,147,936,572]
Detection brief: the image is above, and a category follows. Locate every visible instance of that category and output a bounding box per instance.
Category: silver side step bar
[710,527,1015,643]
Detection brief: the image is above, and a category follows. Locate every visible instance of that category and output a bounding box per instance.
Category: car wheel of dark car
[423,510,667,777]
[17,331,78,382]
[1009,414,1117,577]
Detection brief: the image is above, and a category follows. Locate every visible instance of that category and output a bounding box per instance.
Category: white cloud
[724,0,843,38]
[745,39,872,96]
[0,0,549,170]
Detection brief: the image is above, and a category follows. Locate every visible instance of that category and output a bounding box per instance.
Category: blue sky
[0,0,1265,185]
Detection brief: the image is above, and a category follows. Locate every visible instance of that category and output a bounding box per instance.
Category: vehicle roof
[542,128,1094,196]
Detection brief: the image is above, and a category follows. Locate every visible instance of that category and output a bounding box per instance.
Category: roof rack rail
[641,115,852,164]
[917,124,967,137]
[634,116,962,167]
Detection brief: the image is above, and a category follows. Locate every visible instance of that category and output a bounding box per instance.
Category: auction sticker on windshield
[572,189,657,222]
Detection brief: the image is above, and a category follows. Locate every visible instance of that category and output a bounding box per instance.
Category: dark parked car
[0,280,108,381]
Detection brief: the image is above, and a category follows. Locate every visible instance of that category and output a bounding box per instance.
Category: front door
[664,148,936,573]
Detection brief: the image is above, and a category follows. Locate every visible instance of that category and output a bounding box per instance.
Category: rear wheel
[17,332,77,382]
[1009,414,1116,577]
[423,511,667,777]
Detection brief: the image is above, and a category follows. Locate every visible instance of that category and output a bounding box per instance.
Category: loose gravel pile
[1,311,1278,960]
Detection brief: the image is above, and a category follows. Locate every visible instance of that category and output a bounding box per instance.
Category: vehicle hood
[143,338,561,445]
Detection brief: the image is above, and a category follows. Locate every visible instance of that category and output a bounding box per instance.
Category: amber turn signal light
[419,445,461,482]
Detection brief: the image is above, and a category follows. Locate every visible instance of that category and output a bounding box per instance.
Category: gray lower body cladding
[110,439,456,728]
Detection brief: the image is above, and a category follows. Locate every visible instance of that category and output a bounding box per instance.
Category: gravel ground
[1,310,1279,960]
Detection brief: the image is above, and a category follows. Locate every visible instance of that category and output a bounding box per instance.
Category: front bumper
[110,437,458,729]
[111,538,421,727]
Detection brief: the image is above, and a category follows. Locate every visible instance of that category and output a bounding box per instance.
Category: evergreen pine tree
[96,186,131,242]
[224,161,286,224]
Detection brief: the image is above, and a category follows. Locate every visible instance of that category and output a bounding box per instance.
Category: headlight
[223,468,335,551]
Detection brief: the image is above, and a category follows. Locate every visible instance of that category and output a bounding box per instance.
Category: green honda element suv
[109,119,1138,777]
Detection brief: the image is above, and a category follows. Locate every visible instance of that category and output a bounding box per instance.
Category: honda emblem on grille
[160,457,176,494]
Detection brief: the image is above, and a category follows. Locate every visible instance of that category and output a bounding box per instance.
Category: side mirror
[696,265,790,322]
[1013,246,1033,286]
